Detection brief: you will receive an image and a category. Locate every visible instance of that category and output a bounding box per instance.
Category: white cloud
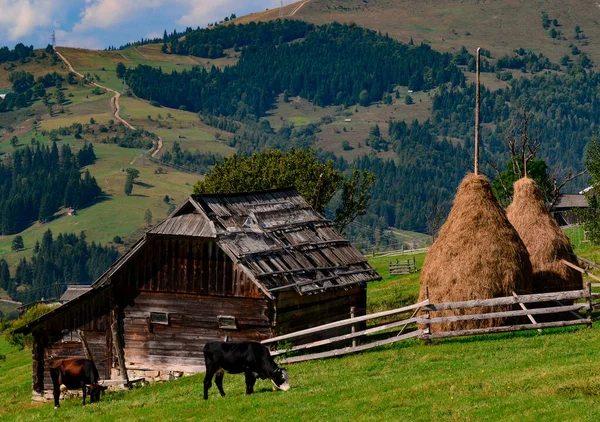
[177,0,281,27]
[73,0,169,32]
[0,0,61,40]
[54,29,103,49]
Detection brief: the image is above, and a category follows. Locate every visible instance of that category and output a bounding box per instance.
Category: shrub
[4,304,58,350]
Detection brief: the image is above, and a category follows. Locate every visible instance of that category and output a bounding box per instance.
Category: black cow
[49,358,108,408]
[203,341,290,400]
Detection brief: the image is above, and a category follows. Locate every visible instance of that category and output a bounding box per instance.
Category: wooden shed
[17,189,380,401]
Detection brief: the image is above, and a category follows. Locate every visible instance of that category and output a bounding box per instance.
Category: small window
[150,312,169,325]
[62,330,81,344]
[218,315,238,330]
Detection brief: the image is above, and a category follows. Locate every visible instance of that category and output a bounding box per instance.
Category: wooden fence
[389,257,417,275]
[264,262,600,364]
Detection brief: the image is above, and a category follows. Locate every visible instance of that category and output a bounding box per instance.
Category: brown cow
[49,358,107,408]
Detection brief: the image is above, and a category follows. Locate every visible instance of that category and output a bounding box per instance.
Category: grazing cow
[203,341,290,400]
[49,358,108,408]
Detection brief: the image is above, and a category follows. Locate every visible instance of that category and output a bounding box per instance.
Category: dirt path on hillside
[54,48,164,161]
[0,298,22,306]
[290,0,312,16]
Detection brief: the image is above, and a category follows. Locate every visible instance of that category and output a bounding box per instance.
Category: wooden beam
[512,291,541,333]
[256,266,348,278]
[553,300,585,320]
[262,300,429,344]
[423,289,587,311]
[421,319,591,340]
[111,320,129,385]
[418,304,586,325]
[267,269,377,293]
[277,330,422,364]
[575,255,600,270]
[78,330,94,362]
[561,259,600,283]
[474,46,481,175]
[271,317,418,356]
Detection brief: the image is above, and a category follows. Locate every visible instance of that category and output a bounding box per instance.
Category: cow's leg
[203,367,217,400]
[50,368,61,408]
[215,369,226,397]
[81,381,87,406]
[244,371,256,395]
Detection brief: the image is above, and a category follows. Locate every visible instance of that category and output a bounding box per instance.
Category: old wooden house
[17,189,380,401]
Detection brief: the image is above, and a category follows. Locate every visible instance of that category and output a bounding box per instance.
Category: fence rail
[389,257,417,275]
[266,259,600,364]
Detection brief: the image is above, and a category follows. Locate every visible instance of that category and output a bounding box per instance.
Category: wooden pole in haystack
[474,47,481,175]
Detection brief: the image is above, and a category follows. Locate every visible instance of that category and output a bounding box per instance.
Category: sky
[0,0,285,49]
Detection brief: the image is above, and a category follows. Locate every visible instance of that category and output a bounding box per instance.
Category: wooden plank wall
[122,292,272,373]
[113,237,263,299]
[275,285,367,343]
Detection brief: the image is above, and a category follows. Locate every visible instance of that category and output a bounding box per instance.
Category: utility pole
[51,30,56,49]
[279,0,284,19]
[474,47,481,175]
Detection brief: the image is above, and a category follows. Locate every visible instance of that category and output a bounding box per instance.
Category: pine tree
[11,235,24,251]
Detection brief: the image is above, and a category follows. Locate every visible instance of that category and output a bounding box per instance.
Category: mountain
[1,0,598,302]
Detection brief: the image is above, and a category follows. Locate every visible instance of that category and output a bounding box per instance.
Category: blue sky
[0,0,285,49]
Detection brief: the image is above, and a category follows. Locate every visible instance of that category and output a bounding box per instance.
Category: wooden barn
[17,189,380,401]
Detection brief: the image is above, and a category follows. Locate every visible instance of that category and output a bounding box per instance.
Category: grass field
[3,249,600,421]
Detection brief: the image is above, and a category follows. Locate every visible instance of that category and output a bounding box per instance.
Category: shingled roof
[150,189,380,295]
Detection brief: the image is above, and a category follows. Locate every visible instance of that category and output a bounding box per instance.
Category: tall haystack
[419,173,533,332]
[506,177,582,293]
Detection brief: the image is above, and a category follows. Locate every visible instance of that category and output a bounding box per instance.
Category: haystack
[506,177,582,293]
[419,174,533,332]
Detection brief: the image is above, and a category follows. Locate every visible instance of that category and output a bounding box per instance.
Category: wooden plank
[271,317,418,356]
[512,291,541,333]
[561,259,600,283]
[575,255,600,270]
[262,300,429,344]
[267,269,377,293]
[418,304,587,325]
[422,319,591,340]
[424,289,588,311]
[277,330,422,364]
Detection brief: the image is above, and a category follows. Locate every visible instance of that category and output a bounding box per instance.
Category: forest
[0,43,35,64]
[124,21,465,117]
[0,230,119,304]
[0,142,102,235]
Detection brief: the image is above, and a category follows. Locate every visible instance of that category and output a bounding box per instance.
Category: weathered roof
[148,213,215,237]
[553,194,588,210]
[184,189,380,295]
[59,286,92,302]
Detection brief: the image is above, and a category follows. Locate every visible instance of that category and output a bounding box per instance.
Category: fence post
[350,306,357,347]
[587,282,593,328]
[424,286,431,344]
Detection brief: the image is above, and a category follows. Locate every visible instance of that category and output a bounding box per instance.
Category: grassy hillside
[2,251,600,421]
[247,0,600,68]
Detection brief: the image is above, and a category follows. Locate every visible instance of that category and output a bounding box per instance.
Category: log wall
[112,236,263,298]
[121,292,272,374]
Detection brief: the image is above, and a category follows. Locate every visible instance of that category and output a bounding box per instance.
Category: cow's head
[86,384,108,403]
[270,368,290,391]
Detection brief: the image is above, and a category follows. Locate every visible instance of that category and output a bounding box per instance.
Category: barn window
[61,330,81,344]
[217,315,238,330]
[150,312,169,325]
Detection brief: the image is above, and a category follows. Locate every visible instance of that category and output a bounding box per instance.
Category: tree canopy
[192,148,374,232]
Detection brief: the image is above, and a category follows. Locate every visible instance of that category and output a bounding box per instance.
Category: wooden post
[587,282,593,328]
[111,320,129,386]
[350,307,357,347]
[78,330,94,362]
[474,47,481,175]
[424,286,431,343]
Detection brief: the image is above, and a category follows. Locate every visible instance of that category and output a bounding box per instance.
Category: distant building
[67,208,76,216]
[344,118,352,122]
[59,286,92,304]
[551,194,588,226]
[0,94,6,100]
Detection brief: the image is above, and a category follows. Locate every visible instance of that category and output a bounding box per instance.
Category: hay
[419,173,533,332]
[506,177,582,294]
